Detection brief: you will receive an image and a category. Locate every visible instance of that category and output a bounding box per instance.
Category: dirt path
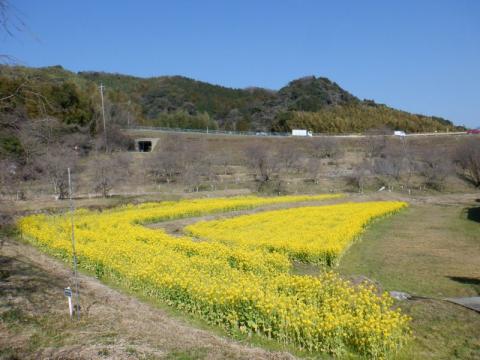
[147,192,480,238]
[146,194,391,237]
[0,238,294,360]
[146,197,350,237]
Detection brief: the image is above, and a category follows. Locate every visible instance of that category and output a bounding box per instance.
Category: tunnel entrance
[138,140,152,152]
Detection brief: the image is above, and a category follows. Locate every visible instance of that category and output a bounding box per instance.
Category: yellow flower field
[186,201,407,265]
[18,195,410,358]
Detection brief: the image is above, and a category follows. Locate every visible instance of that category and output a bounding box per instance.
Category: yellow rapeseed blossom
[186,201,407,265]
[18,195,410,358]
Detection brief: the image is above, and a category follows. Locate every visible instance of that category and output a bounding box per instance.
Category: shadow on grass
[0,255,65,304]
[447,276,480,295]
[466,206,480,223]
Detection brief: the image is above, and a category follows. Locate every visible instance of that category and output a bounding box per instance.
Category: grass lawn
[337,202,480,359]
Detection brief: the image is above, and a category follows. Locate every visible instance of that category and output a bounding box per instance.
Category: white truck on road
[292,129,313,137]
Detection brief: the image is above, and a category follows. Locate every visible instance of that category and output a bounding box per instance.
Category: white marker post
[64,287,73,318]
[68,168,81,320]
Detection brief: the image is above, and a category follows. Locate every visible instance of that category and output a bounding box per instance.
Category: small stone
[389,291,411,300]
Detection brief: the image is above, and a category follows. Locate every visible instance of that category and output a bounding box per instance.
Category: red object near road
[467,129,480,134]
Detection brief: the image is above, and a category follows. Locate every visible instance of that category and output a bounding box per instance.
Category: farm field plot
[18,195,410,358]
[186,202,407,266]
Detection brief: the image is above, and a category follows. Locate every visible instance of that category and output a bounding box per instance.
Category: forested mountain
[0,65,462,152]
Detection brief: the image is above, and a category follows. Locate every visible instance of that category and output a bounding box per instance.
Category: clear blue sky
[3,0,479,127]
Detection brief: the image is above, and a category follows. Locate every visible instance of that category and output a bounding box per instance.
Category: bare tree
[147,135,218,192]
[373,142,403,190]
[0,158,19,199]
[370,136,419,192]
[17,122,44,166]
[147,135,191,185]
[95,123,134,152]
[349,160,372,193]
[16,117,91,168]
[215,152,233,176]
[19,117,62,154]
[244,142,279,184]
[92,153,131,197]
[0,158,39,200]
[37,147,78,199]
[182,139,217,192]
[310,137,342,160]
[277,141,302,174]
[305,157,322,184]
[364,126,391,158]
[374,157,399,187]
[399,140,416,193]
[0,0,24,36]
[0,108,24,132]
[183,165,218,192]
[201,155,219,190]
[148,151,185,184]
[63,131,93,156]
[183,161,205,192]
[455,138,480,187]
[416,150,452,190]
[0,0,26,62]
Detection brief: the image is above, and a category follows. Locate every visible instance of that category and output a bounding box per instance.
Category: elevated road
[125,126,468,139]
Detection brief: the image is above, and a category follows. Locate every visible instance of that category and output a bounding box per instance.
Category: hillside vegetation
[0,65,462,141]
[274,104,456,133]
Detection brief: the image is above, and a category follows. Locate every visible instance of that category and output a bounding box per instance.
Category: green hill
[0,65,462,139]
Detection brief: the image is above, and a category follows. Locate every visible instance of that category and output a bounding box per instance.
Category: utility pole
[127,100,131,128]
[99,83,107,152]
[67,168,81,320]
